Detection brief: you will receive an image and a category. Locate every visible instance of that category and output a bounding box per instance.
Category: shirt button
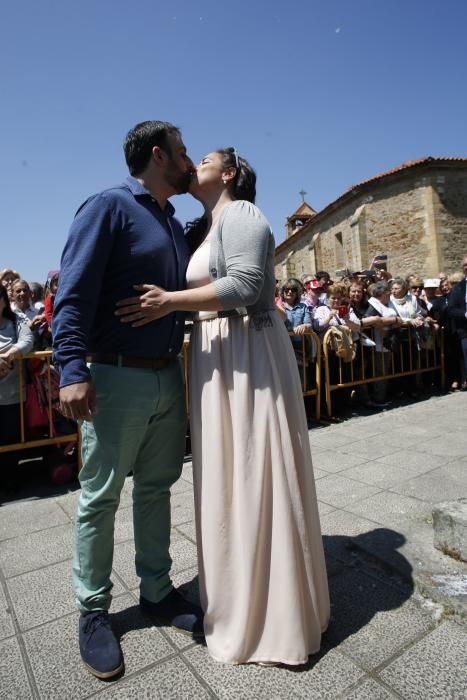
[169,348,172,352]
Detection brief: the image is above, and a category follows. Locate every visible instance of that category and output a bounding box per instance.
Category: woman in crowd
[364,282,401,404]
[431,277,461,390]
[116,147,330,666]
[280,278,312,335]
[44,272,59,330]
[0,284,34,492]
[11,279,48,349]
[0,268,20,301]
[312,283,360,339]
[389,277,427,396]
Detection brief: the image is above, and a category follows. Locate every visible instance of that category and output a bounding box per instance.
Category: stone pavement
[1,393,467,699]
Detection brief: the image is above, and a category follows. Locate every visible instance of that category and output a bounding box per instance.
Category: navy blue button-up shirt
[53,177,190,387]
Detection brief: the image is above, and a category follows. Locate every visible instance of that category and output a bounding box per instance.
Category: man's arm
[53,194,115,420]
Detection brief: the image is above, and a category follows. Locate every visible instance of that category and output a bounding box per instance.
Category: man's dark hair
[123,121,181,176]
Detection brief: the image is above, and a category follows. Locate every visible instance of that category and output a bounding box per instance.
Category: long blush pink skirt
[189,312,330,665]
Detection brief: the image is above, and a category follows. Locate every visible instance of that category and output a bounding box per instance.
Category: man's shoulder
[75,183,132,214]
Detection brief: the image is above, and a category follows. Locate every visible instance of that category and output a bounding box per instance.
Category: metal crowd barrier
[0,351,80,460]
[322,324,445,417]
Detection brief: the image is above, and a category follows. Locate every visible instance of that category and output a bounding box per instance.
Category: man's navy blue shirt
[53,177,190,387]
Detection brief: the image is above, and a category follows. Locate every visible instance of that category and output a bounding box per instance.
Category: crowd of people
[2,254,467,474]
[275,256,467,407]
[0,268,66,490]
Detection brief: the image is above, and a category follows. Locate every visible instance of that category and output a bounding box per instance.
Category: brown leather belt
[86,353,175,370]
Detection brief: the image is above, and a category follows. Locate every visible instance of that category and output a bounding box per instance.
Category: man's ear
[151,145,167,165]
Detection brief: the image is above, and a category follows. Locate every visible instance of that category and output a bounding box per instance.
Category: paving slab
[326,569,435,670]
[341,458,440,490]
[311,450,369,474]
[341,678,399,699]
[0,636,34,699]
[0,580,15,640]
[380,621,467,699]
[23,593,173,700]
[92,656,213,699]
[315,475,381,509]
[0,499,69,541]
[7,558,124,631]
[184,644,364,700]
[0,522,74,578]
[390,466,467,503]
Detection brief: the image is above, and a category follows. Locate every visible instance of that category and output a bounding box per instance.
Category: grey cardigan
[208,201,276,315]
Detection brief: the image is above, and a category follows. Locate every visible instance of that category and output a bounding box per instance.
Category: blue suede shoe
[140,589,204,637]
[79,611,124,680]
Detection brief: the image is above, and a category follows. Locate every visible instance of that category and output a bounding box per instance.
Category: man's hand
[59,381,96,422]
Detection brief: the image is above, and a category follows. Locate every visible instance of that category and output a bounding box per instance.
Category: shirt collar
[125,176,175,216]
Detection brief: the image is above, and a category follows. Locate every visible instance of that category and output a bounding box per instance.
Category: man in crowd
[53,121,202,680]
[448,255,467,390]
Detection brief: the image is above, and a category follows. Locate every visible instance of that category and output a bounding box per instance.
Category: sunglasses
[284,287,298,293]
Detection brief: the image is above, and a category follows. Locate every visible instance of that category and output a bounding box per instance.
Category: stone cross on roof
[299,189,307,203]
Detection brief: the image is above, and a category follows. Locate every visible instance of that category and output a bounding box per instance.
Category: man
[53,121,202,680]
[448,255,467,390]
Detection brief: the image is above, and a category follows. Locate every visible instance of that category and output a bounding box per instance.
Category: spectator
[0,268,20,301]
[302,278,323,310]
[364,281,402,405]
[281,279,312,336]
[390,277,427,396]
[432,277,461,390]
[44,271,59,329]
[315,271,332,304]
[10,280,48,349]
[0,284,34,493]
[447,255,467,391]
[29,282,45,312]
[313,283,360,339]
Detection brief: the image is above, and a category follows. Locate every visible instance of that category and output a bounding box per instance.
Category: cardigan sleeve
[213,201,271,309]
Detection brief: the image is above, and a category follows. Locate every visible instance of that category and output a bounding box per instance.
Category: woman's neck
[200,190,235,231]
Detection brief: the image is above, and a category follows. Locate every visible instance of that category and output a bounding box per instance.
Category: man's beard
[167,167,192,194]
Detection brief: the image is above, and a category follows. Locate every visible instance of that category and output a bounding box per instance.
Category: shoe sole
[82,659,124,680]
[139,607,204,639]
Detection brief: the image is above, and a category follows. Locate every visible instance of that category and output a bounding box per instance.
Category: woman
[390,277,427,396]
[280,278,312,334]
[312,283,360,339]
[0,268,20,301]
[116,148,330,665]
[0,284,34,491]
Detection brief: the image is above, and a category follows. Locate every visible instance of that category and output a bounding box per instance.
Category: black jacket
[448,279,467,339]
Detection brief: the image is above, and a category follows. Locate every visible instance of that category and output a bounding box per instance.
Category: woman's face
[440,279,451,295]
[283,287,298,305]
[12,282,31,310]
[1,274,18,300]
[327,293,342,309]
[189,151,229,196]
[349,285,363,305]
[391,283,405,299]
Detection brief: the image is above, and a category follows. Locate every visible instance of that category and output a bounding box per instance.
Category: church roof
[288,201,317,219]
[277,156,467,254]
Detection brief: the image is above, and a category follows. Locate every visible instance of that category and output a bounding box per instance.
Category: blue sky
[2,0,466,282]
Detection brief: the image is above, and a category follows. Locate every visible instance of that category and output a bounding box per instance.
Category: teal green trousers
[73,360,186,613]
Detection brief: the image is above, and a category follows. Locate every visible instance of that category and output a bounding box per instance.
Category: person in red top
[44,272,59,329]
